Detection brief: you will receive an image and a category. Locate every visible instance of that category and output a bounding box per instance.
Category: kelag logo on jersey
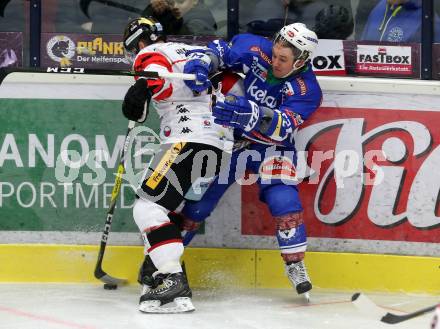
[311,40,346,76]
[356,44,412,75]
[247,78,277,108]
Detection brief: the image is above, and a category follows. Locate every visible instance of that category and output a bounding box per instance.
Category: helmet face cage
[123,17,164,57]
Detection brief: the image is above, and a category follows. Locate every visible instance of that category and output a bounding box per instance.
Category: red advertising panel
[242,107,440,243]
[0,32,23,68]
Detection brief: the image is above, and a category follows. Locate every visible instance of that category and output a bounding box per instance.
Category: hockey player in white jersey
[121,16,232,314]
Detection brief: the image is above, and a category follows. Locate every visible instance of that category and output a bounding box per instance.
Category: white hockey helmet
[274,23,318,68]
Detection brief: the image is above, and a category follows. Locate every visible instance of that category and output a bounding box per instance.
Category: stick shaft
[94,120,136,284]
[0,67,196,84]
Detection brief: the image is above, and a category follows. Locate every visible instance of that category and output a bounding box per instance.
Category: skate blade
[139,297,195,314]
[303,292,311,303]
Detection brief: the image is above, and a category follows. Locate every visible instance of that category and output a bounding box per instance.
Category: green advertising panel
[0,98,161,232]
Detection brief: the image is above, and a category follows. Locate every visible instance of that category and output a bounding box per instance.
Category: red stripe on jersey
[134,52,173,97]
[221,71,241,94]
[134,52,172,72]
[248,131,283,145]
[172,59,187,65]
[148,78,166,95]
[147,238,182,253]
[143,222,173,234]
[154,84,173,101]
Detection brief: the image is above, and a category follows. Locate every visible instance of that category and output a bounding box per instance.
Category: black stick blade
[95,267,127,285]
[381,305,437,324]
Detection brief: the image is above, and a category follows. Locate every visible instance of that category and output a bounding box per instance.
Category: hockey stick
[94,120,136,286]
[351,292,389,319]
[351,293,438,324]
[381,304,438,324]
[0,67,195,85]
[283,3,289,26]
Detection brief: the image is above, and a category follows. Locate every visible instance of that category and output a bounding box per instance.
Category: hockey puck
[103,283,118,290]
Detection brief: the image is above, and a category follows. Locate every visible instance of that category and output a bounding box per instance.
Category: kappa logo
[178,116,190,123]
[181,127,192,134]
[176,104,189,113]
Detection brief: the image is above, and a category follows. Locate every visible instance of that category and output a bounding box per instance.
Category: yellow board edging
[0,244,143,283]
[0,244,438,293]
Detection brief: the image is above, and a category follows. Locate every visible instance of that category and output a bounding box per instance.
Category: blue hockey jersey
[207,33,322,148]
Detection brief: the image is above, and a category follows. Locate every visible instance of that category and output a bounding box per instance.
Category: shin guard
[275,212,307,263]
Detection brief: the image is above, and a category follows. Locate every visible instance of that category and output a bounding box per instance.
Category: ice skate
[139,272,195,313]
[138,254,157,294]
[285,260,312,302]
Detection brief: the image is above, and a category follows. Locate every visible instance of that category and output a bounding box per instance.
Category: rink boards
[0,244,439,293]
[0,73,439,293]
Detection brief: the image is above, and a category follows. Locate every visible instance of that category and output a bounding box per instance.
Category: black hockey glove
[122,79,152,123]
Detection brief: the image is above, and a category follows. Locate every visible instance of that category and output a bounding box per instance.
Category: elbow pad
[207,39,229,69]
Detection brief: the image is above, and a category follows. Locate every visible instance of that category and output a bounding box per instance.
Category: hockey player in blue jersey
[176,22,323,298]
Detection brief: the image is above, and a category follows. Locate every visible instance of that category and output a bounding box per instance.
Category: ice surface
[0,284,437,329]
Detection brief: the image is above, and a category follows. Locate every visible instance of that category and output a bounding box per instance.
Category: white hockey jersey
[133,42,233,152]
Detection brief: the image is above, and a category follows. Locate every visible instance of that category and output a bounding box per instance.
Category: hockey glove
[183,52,212,93]
[213,95,261,132]
[122,78,152,123]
